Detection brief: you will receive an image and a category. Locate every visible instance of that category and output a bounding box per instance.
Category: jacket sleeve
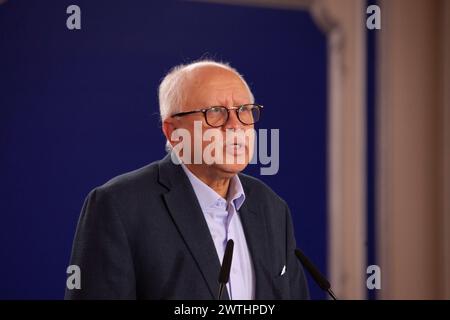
[285,203,310,300]
[65,188,136,299]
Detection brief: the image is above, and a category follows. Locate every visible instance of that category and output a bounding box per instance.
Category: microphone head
[295,248,331,291]
[218,239,234,284]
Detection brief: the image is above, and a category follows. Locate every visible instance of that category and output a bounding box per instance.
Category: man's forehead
[185,65,243,86]
[182,66,250,105]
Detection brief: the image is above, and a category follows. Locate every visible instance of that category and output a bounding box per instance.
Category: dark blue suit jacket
[65,154,309,299]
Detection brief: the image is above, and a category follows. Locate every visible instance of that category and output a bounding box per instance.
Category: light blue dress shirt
[180,163,255,300]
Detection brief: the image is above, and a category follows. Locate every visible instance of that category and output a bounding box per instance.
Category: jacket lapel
[158,155,230,300]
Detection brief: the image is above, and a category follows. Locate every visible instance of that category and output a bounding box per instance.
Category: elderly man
[65,60,309,300]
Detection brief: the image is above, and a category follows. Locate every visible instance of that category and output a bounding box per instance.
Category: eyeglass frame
[170,104,263,128]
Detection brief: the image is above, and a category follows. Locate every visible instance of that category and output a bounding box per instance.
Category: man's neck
[184,164,231,199]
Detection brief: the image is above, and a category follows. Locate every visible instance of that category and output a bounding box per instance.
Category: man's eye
[239,106,251,112]
[210,107,223,113]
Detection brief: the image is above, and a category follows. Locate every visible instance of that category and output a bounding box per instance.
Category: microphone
[294,248,337,300]
[217,239,234,300]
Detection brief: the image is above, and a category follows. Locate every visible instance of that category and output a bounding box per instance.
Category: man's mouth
[225,142,246,155]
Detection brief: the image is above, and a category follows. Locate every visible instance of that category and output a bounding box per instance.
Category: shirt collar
[180,163,246,213]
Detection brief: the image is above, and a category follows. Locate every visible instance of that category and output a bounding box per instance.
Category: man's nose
[223,108,243,130]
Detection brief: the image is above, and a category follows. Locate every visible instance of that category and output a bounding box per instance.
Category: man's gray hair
[158,59,255,122]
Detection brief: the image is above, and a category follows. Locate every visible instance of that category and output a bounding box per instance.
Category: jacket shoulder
[94,158,163,198]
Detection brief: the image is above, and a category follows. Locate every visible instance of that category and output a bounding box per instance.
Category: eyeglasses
[171,104,263,128]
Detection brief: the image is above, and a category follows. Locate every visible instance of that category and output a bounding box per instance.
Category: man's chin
[212,162,249,176]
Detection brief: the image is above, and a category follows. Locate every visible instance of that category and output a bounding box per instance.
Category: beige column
[377,0,449,299]
[311,0,367,300]
[442,0,450,300]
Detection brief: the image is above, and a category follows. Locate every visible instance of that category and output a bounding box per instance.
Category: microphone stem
[327,288,337,300]
[218,283,225,300]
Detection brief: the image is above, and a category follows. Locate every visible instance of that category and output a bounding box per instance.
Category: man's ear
[162,119,175,145]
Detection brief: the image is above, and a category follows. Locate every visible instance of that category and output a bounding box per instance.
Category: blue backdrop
[0,0,328,299]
